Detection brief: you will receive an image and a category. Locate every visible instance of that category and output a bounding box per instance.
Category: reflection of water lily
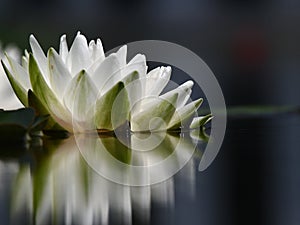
[2,32,210,132]
[78,131,200,186]
[0,43,23,110]
[9,133,200,225]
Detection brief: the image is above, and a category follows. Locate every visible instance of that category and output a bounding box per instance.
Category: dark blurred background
[1,1,300,225]
[1,0,300,106]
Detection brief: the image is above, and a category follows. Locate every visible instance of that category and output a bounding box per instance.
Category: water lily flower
[1,32,210,133]
[0,43,23,110]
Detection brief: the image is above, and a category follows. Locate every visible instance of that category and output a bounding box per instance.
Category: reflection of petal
[131,132,176,166]
[78,131,198,186]
[151,178,175,207]
[176,159,196,199]
[131,186,151,222]
[8,131,202,224]
[11,165,32,222]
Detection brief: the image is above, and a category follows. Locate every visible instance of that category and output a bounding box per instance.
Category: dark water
[0,114,299,225]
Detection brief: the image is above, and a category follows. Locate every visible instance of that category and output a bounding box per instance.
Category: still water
[0,130,209,225]
[1,114,300,225]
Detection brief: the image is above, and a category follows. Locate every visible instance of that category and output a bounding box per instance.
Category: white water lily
[0,43,23,110]
[2,32,210,133]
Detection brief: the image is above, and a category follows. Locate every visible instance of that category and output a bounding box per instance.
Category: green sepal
[167,98,203,130]
[94,82,130,131]
[131,94,178,132]
[1,60,28,106]
[28,54,71,132]
[28,90,65,132]
[189,114,213,129]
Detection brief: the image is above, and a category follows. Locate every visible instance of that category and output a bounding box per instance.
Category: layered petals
[48,48,72,100]
[1,32,210,133]
[63,70,98,131]
[29,54,72,131]
[66,32,91,75]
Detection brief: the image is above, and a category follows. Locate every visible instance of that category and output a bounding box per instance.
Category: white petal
[1,60,28,107]
[126,54,147,77]
[190,114,213,129]
[161,80,194,109]
[48,48,72,101]
[66,32,91,75]
[120,54,147,108]
[115,45,127,68]
[21,56,28,72]
[63,70,97,116]
[29,54,72,131]
[24,49,29,58]
[22,50,29,71]
[131,94,178,132]
[91,54,121,94]
[5,54,31,90]
[0,64,23,109]
[167,98,203,130]
[145,66,171,96]
[3,45,21,62]
[59,34,68,63]
[63,70,98,131]
[29,35,48,82]
[87,39,105,74]
[89,38,104,63]
[124,74,142,113]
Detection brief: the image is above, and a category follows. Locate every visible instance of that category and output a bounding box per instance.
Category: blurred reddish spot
[232,28,268,69]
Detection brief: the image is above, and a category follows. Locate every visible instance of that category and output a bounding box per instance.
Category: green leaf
[0,108,35,141]
[29,54,72,132]
[95,82,130,131]
[0,108,35,128]
[131,94,178,132]
[0,107,59,140]
[167,98,203,130]
[189,114,213,129]
[1,60,28,106]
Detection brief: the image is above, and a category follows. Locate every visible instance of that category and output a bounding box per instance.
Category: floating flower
[2,32,211,133]
[0,43,23,110]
